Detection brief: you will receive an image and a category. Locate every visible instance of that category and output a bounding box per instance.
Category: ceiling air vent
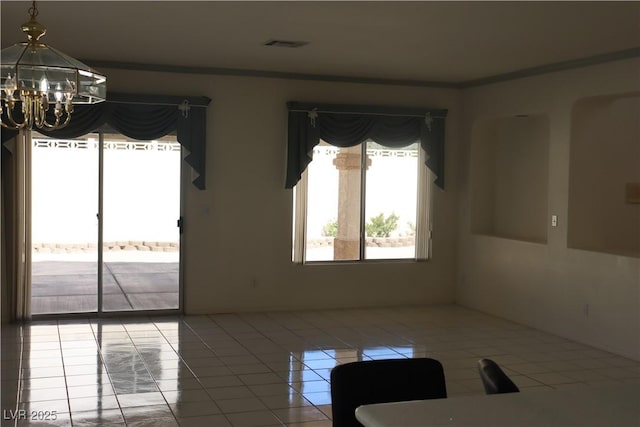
[263,40,309,48]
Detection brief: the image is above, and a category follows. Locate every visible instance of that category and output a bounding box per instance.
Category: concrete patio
[31,261,179,314]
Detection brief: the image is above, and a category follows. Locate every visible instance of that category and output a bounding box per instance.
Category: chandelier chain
[28,1,38,20]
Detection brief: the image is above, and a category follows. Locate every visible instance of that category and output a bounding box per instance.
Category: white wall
[101,68,462,313]
[457,58,640,360]
[31,142,181,245]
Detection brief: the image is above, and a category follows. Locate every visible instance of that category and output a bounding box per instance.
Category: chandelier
[1,1,106,130]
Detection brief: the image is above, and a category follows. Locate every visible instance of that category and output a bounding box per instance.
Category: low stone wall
[366,236,414,247]
[33,241,179,253]
[307,238,335,248]
[307,236,414,248]
[37,237,412,253]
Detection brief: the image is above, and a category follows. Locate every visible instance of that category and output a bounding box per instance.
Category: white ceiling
[2,1,639,85]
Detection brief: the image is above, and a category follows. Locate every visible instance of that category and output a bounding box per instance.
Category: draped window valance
[285,102,447,189]
[1,92,211,189]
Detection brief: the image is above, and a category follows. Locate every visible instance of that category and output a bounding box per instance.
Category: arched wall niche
[568,92,640,258]
[470,114,550,243]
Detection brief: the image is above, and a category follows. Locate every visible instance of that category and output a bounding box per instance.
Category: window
[293,139,431,263]
[286,101,446,263]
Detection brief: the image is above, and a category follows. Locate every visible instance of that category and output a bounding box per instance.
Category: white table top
[355,383,640,427]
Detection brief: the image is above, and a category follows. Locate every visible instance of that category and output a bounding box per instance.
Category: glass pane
[102,135,181,311]
[305,142,362,261]
[31,133,99,314]
[364,141,418,260]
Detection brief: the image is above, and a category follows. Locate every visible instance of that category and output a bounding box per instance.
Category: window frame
[292,140,433,264]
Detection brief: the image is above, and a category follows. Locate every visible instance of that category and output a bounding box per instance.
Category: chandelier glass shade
[1,1,106,130]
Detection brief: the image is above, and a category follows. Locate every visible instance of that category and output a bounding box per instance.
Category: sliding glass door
[30,132,182,315]
[101,136,181,311]
[31,134,100,314]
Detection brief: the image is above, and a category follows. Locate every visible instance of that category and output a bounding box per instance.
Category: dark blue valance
[285,102,447,189]
[1,92,210,189]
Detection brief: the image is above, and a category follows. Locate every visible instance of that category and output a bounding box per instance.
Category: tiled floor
[2,305,639,426]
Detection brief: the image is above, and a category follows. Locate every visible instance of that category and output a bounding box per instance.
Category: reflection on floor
[31,262,179,314]
[1,305,639,426]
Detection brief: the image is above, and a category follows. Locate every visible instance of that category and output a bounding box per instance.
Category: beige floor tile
[2,305,639,427]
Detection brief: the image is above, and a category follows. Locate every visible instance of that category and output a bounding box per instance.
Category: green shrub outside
[365,212,399,237]
[321,219,338,237]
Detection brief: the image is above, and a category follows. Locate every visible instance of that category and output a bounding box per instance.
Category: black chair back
[477,358,520,394]
[330,357,447,427]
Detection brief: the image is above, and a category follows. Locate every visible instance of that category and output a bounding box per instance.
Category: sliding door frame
[31,130,184,319]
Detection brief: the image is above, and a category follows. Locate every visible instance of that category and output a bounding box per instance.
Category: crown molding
[459,47,640,88]
[83,47,640,90]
